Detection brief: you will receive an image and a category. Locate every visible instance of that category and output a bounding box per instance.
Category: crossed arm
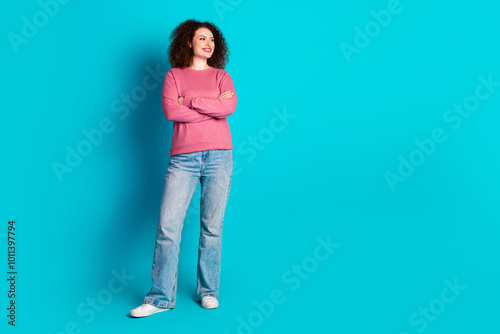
[162,70,237,123]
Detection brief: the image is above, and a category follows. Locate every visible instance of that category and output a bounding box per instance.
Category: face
[189,27,215,60]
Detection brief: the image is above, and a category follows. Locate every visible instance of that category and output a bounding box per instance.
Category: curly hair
[168,19,229,69]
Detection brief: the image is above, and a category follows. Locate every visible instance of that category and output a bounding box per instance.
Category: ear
[188,41,192,48]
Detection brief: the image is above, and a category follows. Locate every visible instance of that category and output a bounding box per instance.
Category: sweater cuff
[183,96,195,108]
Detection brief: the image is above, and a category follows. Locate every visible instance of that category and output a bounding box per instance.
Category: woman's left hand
[218,91,234,99]
[177,96,184,105]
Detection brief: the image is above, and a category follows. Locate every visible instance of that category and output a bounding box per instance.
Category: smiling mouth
[203,48,212,52]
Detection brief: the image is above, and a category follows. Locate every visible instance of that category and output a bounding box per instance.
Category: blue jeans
[143,149,233,309]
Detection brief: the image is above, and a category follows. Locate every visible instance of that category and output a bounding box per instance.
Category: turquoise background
[2,0,499,333]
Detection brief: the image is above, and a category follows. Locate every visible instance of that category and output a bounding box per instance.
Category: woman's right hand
[218,91,234,99]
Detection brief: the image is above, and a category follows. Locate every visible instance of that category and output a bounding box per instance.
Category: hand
[218,91,234,99]
[177,96,184,105]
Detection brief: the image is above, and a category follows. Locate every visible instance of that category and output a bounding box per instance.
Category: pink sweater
[162,66,237,156]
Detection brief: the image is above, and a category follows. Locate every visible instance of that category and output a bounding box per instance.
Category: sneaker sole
[201,304,219,310]
[130,308,171,318]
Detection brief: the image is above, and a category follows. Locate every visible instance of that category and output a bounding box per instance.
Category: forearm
[163,101,213,123]
[183,96,237,119]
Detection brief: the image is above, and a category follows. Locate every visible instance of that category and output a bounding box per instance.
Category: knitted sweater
[162,66,237,156]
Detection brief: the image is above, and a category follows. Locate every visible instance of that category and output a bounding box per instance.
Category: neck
[189,57,210,70]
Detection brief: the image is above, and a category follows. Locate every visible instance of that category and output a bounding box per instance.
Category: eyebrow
[198,35,214,38]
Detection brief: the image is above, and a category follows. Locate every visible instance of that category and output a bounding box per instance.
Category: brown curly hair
[168,19,229,69]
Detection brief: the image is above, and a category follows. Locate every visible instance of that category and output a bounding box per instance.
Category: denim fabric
[143,149,233,309]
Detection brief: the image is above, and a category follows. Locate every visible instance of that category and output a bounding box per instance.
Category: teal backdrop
[2,0,499,333]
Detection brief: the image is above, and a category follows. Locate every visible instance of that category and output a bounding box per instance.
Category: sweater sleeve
[162,70,213,123]
[183,71,237,119]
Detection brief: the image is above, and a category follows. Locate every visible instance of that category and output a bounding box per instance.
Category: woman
[130,19,236,317]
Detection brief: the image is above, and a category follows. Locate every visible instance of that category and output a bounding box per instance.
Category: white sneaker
[201,296,219,309]
[130,303,171,317]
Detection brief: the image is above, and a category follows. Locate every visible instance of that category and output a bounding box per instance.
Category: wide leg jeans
[144,149,233,309]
